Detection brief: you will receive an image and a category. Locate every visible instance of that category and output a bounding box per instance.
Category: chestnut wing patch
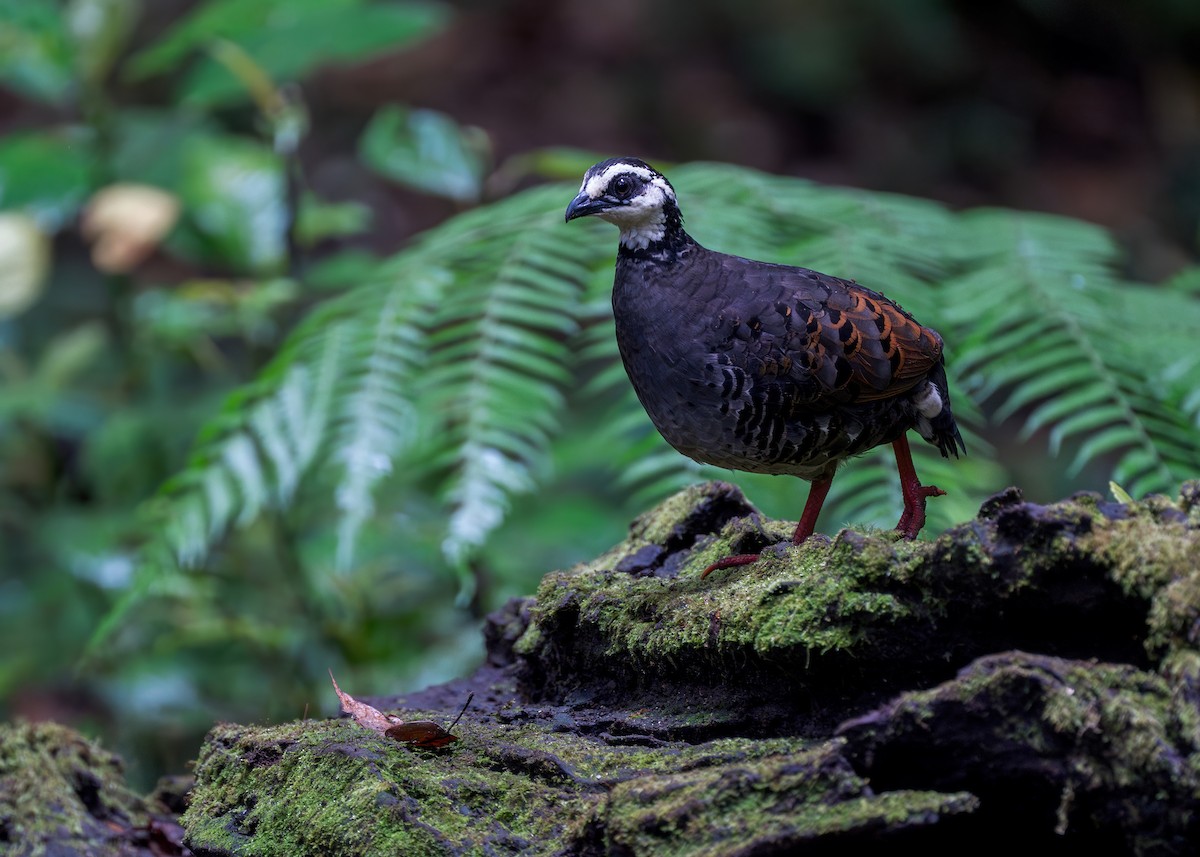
[823,282,943,401]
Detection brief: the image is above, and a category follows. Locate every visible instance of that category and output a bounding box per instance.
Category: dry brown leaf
[328,669,403,735]
[385,721,458,749]
[329,671,469,750]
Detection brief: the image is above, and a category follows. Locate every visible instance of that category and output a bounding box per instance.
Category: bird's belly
[622,355,897,480]
[620,339,913,481]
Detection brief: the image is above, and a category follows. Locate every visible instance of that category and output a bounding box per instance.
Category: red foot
[896,483,946,538]
[701,474,834,579]
[892,435,946,539]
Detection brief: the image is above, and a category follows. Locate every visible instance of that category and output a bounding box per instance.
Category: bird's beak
[565,192,607,223]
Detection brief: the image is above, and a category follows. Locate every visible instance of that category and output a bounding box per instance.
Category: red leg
[791,474,832,544]
[700,474,833,579]
[892,434,945,539]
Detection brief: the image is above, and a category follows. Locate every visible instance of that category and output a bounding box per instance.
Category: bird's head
[565,158,682,251]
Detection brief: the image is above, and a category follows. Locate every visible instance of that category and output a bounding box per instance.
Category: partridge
[565,158,964,575]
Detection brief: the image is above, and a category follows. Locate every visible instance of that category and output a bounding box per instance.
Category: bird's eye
[611,175,635,200]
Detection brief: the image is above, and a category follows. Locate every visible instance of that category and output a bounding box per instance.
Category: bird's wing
[702,259,943,406]
[813,276,944,402]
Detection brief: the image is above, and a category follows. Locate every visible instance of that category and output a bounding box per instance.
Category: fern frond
[158,320,351,566]
[943,210,1199,497]
[331,263,448,569]
[1164,265,1200,296]
[416,187,607,566]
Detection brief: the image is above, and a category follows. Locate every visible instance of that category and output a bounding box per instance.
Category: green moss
[1073,485,1200,664]
[183,717,860,854]
[514,480,1200,709]
[1058,661,1198,795]
[530,489,989,686]
[1098,518,1198,600]
[184,719,559,855]
[0,721,158,854]
[511,620,541,657]
[522,504,943,685]
[844,651,1200,843]
[183,718,978,855]
[599,744,977,855]
[625,482,730,546]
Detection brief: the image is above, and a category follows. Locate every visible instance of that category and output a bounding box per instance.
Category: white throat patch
[580,163,676,250]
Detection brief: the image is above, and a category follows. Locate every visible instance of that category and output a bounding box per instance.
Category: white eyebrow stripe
[583,163,660,199]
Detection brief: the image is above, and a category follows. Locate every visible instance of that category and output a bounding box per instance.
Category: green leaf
[992,363,1097,423]
[35,322,109,388]
[296,195,372,244]
[0,130,94,229]
[1069,426,1140,475]
[1113,447,1165,485]
[65,0,141,87]
[175,135,287,273]
[1164,265,1200,296]
[360,105,490,203]
[132,279,298,347]
[128,0,450,106]
[979,339,1086,394]
[1047,404,1126,454]
[0,0,74,104]
[127,0,308,78]
[1022,386,1115,440]
[331,266,447,568]
[1109,481,1134,504]
[109,108,218,188]
[302,248,382,291]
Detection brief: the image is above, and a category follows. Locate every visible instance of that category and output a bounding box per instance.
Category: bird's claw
[896,483,946,538]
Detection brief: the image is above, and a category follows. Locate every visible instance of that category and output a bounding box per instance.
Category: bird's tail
[918,362,965,459]
[932,412,966,459]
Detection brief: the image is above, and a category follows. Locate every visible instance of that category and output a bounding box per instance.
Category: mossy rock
[0,720,187,856]
[179,480,1200,855]
[181,718,977,855]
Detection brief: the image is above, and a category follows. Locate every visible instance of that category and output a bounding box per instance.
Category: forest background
[2,0,1198,790]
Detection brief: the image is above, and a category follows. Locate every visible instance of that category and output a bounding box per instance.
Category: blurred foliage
[0,0,471,787]
[1,0,1198,791]
[126,0,447,107]
[360,105,491,203]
